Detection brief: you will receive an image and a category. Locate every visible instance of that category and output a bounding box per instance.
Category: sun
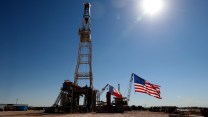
[142,0,164,15]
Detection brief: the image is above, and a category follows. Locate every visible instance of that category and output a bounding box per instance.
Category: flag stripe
[134,74,161,99]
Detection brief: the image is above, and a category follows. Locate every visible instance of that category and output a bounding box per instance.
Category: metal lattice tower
[74,3,93,89]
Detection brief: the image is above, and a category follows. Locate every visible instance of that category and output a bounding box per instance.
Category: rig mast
[74,3,93,89]
[45,3,96,113]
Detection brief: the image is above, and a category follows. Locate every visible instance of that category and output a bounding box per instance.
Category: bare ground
[0,110,169,117]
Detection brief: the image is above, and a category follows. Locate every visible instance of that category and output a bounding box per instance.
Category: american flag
[133,73,162,99]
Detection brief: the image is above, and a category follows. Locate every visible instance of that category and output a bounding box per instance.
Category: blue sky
[0,0,208,107]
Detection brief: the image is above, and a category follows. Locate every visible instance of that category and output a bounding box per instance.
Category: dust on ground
[0,110,169,117]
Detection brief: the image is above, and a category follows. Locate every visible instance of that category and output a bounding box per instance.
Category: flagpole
[127,73,134,102]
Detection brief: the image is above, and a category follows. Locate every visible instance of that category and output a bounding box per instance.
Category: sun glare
[142,0,164,15]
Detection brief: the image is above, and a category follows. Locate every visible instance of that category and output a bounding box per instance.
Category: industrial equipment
[45,3,133,114]
[127,73,134,102]
[45,3,97,113]
[96,84,129,113]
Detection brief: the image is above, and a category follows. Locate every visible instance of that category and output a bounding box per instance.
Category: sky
[0,0,208,107]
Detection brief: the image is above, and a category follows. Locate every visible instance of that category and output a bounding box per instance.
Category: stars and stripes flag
[133,73,162,99]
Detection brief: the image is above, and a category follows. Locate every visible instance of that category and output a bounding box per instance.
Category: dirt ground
[0,110,169,117]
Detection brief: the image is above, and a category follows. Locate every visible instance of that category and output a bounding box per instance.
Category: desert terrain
[0,110,169,117]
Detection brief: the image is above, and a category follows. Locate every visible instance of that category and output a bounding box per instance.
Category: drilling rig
[45,3,97,113]
[75,2,93,89]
